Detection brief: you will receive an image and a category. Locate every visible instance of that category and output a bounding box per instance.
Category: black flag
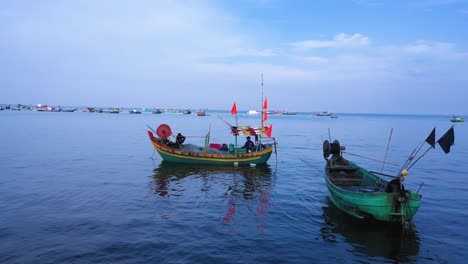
[437,126,455,154]
[425,127,436,148]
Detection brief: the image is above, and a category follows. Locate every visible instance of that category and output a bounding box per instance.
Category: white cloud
[300,56,329,64]
[405,43,433,54]
[291,33,370,50]
[391,41,468,61]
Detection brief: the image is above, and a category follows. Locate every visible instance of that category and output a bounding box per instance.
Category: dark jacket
[243,139,255,151]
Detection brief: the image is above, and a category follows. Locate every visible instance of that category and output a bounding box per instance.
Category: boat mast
[260,74,264,147]
[261,73,264,128]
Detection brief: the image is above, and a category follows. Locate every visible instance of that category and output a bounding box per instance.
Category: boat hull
[450,117,464,122]
[324,160,422,223]
[148,131,273,166]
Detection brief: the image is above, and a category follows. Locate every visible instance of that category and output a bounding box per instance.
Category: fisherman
[176,133,186,145]
[385,169,408,193]
[243,136,255,152]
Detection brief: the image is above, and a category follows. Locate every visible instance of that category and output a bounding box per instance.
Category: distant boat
[183,109,191,114]
[103,108,120,114]
[152,108,164,114]
[36,104,48,111]
[267,110,283,115]
[268,110,296,116]
[129,108,142,114]
[247,110,260,115]
[0,104,10,110]
[450,116,464,122]
[316,111,333,116]
[63,107,77,112]
[167,109,181,114]
[196,110,206,116]
[84,107,95,113]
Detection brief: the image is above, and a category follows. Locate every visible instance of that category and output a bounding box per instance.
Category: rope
[344,152,399,166]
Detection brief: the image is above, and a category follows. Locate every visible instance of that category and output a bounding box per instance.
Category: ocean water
[1,110,467,263]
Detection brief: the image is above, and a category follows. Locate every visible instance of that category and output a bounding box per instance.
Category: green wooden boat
[323,140,422,223]
[147,124,276,166]
[450,116,464,122]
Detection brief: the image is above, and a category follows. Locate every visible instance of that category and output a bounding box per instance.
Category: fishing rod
[146,124,156,134]
[399,127,438,174]
[381,128,393,172]
[217,114,234,128]
[400,139,425,172]
[369,170,398,178]
[407,145,432,170]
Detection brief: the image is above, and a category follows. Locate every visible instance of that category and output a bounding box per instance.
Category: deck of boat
[327,165,363,186]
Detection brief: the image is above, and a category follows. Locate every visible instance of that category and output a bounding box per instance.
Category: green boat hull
[450,117,464,122]
[325,160,422,223]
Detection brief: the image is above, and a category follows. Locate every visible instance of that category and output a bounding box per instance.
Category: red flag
[263,97,268,109]
[265,124,272,138]
[263,111,268,122]
[231,102,237,115]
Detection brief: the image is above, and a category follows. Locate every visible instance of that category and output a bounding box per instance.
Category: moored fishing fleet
[2,79,461,228]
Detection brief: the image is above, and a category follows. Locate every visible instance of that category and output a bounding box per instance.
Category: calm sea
[1,110,467,263]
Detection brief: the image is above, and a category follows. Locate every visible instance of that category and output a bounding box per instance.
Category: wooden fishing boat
[450,116,464,122]
[322,126,455,223]
[103,108,120,114]
[148,75,277,166]
[323,139,422,223]
[152,108,164,114]
[315,111,333,116]
[62,107,77,112]
[129,108,142,114]
[147,124,276,166]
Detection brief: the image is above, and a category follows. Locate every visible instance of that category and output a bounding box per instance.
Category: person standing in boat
[385,169,408,193]
[243,136,255,152]
[176,133,186,146]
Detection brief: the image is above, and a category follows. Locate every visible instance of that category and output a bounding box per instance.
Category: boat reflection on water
[151,161,274,197]
[150,161,275,233]
[321,198,420,262]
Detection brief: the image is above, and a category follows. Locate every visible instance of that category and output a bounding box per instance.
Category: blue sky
[1,0,468,114]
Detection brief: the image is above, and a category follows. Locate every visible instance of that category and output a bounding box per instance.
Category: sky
[1,0,468,114]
